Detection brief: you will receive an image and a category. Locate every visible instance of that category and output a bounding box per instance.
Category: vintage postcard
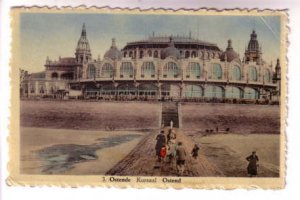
[9,7,287,188]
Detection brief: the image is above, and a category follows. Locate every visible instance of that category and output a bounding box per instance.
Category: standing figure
[167,129,176,143]
[167,138,177,167]
[170,120,173,129]
[246,151,259,177]
[191,144,200,159]
[155,130,166,162]
[176,142,187,176]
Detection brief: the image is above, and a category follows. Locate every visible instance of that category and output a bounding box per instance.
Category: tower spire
[244,30,261,64]
[81,23,86,37]
[75,23,92,64]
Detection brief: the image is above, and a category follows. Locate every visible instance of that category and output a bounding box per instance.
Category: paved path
[106,127,223,177]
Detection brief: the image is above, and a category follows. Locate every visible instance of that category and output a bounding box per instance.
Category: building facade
[20,24,281,103]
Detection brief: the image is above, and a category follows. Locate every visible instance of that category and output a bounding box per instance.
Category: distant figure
[170,120,173,129]
[167,129,176,142]
[191,144,200,159]
[246,151,259,177]
[155,130,166,162]
[176,142,187,176]
[216,126,219,132]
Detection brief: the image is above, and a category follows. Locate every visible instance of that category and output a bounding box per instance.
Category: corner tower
[75,23,92,64]
[244,30,262,64]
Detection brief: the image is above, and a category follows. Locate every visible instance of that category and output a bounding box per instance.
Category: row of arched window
[86,62,272,82]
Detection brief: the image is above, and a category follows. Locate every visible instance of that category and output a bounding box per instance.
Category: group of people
[155,121,260,177]
[155,127,200,176]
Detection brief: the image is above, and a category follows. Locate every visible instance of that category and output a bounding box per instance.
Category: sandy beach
[193,133,280,177]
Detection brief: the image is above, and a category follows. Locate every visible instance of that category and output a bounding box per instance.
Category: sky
[18,13,281,72]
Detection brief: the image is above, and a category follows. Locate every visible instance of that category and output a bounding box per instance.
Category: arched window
[51,72,58,80]
[124,51,127,57]
[129,51,132,58]
[101,63,114,78]
[139,50,144,59]
[225,86,242,99]
[185,51,190,58]
[244,87,259,99]
[212,63,222,79]
[249,66,258,81]
[204,85,224,98]
[185,85,203,97]
[191,51,197,58]
[264,69,271,83]
[154,50,159,58]
[163,62,180,78]
[186,62,201,78]
[147,50,152,57]
[120,62,134,78]
[141,62,155,78]
[61,73,73,80]
[87,64,96,79]
[232,65,241,80]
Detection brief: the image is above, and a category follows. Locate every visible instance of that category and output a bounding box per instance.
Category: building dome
[161,37,181,59]
[220,39,239,62]
[104,38,122,60]
[247,30,259,51]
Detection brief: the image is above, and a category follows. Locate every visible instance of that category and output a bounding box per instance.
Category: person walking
[191,144,200,159]
[155,130,166,162]
[176,142,187,176]
[246,151,259,177]
[159,145,167,162]
[167,138,177,167]
[167,129,176,143]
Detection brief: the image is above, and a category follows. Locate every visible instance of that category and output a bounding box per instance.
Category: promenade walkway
[106,102,223,177]
[106,127,222,176]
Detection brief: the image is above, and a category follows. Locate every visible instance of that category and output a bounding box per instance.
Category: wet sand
[192,133,280,177]
[21,127,145,175]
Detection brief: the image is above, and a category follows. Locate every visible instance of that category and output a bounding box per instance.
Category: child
[159,145,167,161]
[191,144,200,159]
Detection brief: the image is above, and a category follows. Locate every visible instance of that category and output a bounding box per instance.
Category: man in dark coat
[246,151,259,177]
[155,130,166,161]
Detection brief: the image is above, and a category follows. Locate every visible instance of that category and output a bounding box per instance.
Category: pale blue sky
[19,13,281,72]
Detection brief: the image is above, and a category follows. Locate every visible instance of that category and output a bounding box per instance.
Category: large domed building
[20,24,281,103]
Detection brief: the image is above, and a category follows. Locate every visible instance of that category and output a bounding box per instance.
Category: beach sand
[192,133,280,177]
